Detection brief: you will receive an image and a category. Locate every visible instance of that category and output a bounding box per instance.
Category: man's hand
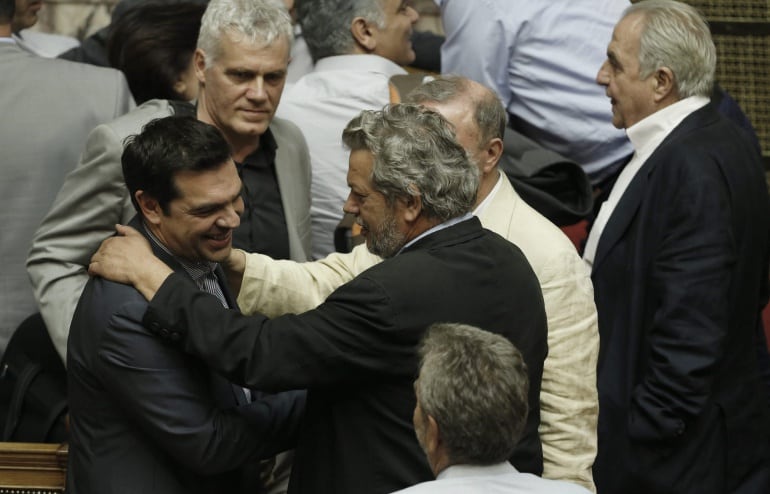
[89,224,173,300]
[223,248,246,296]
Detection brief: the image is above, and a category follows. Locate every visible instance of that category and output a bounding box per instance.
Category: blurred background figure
[106,1,205,103]
[0,0,133,357]
[435,0,633,186]
[12,0,79,56]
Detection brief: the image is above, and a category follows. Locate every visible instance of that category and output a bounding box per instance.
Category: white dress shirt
[13,29,79,57]
[435,0,632,181]
[583,96,710,268]
[389,462,591,494]
[276,54,406,259]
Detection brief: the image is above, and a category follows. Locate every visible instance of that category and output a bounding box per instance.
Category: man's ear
[403,191,423,223]
[481,137,504,175]
[135,191,163,226]
[193,48,207,86]
[652,66,676,103]
[351,16,377,52]
[424,414,441,457]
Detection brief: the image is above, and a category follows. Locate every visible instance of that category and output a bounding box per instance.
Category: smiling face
[596,13,657,129]
[195,30,290,154]
[144,160,244,263]
[343,149,408,258]
[370,0,419,65]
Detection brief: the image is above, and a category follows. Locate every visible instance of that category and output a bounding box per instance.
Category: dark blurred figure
[59,0,208,66]
[107,2,205,103]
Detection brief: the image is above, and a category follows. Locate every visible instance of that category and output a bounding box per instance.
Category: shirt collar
[626,95,710,154]
[398,213,474,255]
[313,54,407,78]
[437,462,517,480]
[141,221,218,282]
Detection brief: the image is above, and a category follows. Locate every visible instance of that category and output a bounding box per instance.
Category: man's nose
[217,207,241,229]
[596,60,610,86]
[246,77,267,100]
[343,194,358,215]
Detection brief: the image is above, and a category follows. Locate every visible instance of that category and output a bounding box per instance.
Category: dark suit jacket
[66,217,305,494]
[142,217,548,494]
[591,105,770,494]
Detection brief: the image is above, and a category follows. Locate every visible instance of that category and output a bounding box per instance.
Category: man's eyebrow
[188,201,226,214]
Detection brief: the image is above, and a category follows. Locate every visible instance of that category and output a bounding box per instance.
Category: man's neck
[0,25,12,38]
[195,100,260,163]
[474,169,500,207]
[428,450,452,478]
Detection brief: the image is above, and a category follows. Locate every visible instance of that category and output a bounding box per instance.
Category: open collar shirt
[583,95,710,268]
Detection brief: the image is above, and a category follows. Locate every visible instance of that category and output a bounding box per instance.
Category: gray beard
[365,213,406,259]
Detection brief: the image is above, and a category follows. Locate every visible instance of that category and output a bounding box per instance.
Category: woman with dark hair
[107,2,206,104]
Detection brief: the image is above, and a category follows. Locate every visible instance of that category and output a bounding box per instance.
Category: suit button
[159,328,169,337]
[149,321,161,332]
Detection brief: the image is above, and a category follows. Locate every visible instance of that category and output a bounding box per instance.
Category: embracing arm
[235,244,381,316]
[143,272,413,390]
[88,224,173,301]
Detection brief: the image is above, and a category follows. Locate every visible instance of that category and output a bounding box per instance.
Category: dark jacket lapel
[128,215,248,406]
[592,105,719,272]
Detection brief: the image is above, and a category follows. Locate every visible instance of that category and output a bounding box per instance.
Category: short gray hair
[406,75,508,151]
[197,0,293,67]
[625,0,715,98]
[297,0,384,62]
[342,104,479,222]
[417,323,529,465]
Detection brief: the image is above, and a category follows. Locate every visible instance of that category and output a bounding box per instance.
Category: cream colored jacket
[237,173,599,491]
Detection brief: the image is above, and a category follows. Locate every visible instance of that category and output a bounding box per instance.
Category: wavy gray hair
[197,0,293,67]
[342,104,479,222]
[625,0,715,98]
[297,0,384,63]
[417,323,529,465]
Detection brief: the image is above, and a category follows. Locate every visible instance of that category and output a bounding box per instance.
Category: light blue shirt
[436,0,633,181]
[390,462,591,494]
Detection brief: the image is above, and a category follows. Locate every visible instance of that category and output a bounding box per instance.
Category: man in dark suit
[88,104,548,494]
[583,1,770,492]
[66,116,304,494]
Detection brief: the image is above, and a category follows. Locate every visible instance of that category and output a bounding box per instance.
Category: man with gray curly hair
[390,322,589,494]
[339,104,478,257]
[88,103,549,494]
[585,1,770,492]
